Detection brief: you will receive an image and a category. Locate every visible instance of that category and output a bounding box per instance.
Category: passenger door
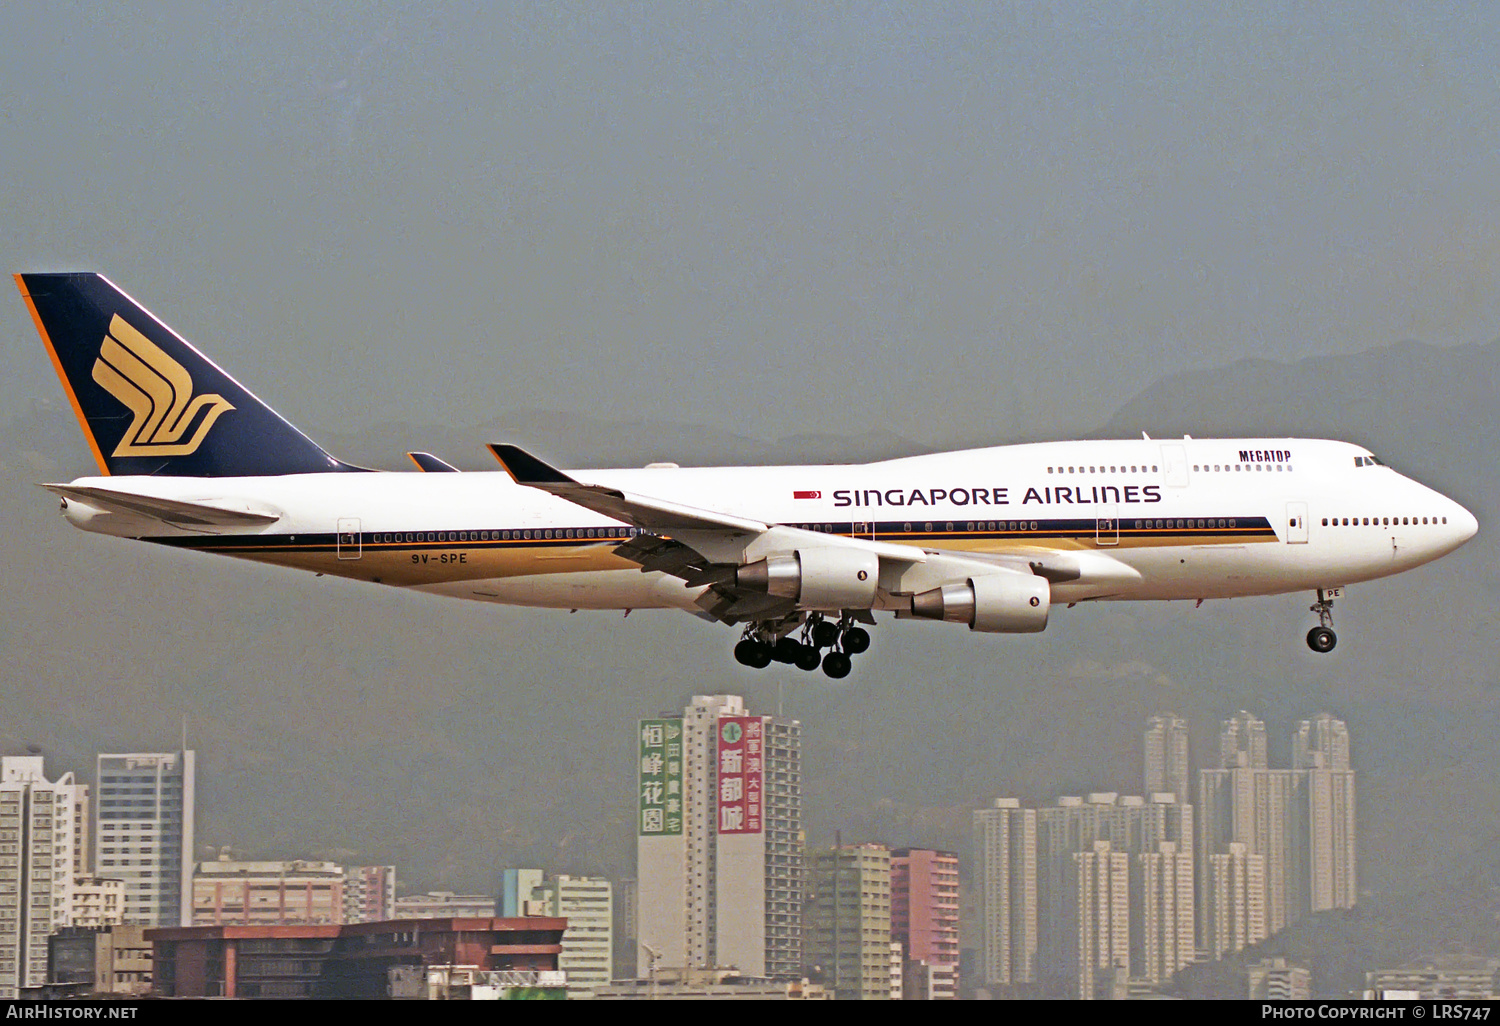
[1285,502,1308,544]
[337,517,362,560]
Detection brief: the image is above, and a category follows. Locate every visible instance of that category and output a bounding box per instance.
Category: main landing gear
[1307,589,1338,654]
[733,613,871,679]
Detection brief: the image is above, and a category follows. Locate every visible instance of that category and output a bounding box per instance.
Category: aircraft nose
[1454,501,1479,543]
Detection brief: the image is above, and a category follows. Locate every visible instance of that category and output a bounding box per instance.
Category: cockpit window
[1354,455,1387,467]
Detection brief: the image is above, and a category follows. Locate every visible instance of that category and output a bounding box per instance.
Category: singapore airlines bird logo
[91,314,234,457]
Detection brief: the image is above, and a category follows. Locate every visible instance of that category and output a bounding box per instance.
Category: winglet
[488,444,577,485]
[407,451,459,473]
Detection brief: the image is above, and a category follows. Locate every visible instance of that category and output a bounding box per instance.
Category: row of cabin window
[903,522,1041,533]
[1322,516,1448,527]
[1194,463,1291,472]
[371,528,642,543]
[1048,465,1158,474]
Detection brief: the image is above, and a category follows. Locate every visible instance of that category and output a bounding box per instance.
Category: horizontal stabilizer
[43,483,281,529]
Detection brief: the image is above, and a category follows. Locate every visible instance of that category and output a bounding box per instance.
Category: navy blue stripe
[149,517,1276,553]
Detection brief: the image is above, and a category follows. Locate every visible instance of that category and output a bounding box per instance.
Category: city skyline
[0,699,1397,997]
[10,703,1362,890]
[974,709,1356,998]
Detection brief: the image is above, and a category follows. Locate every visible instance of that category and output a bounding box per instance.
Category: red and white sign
[716,716,764,834]
[793,490,821,500]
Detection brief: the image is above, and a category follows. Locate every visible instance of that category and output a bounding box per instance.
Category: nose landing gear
[1307,589,1338,653]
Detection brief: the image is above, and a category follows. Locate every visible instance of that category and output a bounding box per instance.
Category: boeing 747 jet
[16,273,1478,677]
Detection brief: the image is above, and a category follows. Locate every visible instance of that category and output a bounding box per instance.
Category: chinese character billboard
[717,716,763,835]
[639,719,683,836]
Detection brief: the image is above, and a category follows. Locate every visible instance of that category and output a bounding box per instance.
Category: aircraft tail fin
[16,272,359,477]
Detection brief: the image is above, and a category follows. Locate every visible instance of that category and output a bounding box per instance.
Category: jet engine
[909,572,1050,632]
[736,548,880,610]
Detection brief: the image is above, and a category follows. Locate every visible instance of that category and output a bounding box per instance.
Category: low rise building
[343,866,396,924]
[192,858,345,926]
[393,891,497,919]
[48,925,151,997]
[69,876,125,929]
[595,966,829,1000]
[1366,956,1499,1000]
[1247,957,1311,1000]
[147,917,566,999]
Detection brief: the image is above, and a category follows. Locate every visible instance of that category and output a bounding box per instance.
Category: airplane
[15,272,1479,678]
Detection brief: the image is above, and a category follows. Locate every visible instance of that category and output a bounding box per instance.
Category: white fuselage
[59,438,1477,617]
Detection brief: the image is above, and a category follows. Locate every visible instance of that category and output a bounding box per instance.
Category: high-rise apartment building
[95,751,195,928]
[1297,714,1357,912]
[1198,713,1356,943]
[1204,842,1267,959]
[805,844,892,1000]
[890,848,959,999]
[1294,713,1351,771]
[528,874,613,998]
[973,799,1038,989]
[1072,840,1130,1001]
[1037,793,1193,997]
[1133,840,1194,985]
[0,756,89,996]
[1197,763,1300,935]
[1144,713,1191,803]
[636,695,802,979]
[1219,711,1268,769]
[980,792,1196,998]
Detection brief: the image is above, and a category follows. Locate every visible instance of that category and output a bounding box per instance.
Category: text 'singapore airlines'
[16,273,1477,678]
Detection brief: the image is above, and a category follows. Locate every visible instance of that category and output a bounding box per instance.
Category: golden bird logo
[91,314,234,457]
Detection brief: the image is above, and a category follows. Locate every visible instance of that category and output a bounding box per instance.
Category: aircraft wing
[43,483,281,529]
[489,444,930,622]
[488,444,768,535]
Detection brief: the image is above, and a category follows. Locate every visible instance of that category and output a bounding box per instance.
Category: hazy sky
[5,4,1500,898]
[4,2,1499,451]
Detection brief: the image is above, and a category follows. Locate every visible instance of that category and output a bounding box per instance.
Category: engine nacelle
[909,573,1050,633]
[736,548,880,610]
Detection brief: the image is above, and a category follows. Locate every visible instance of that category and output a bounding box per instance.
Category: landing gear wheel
[840,626,871,654]
[1306,588,1338,654]
[772,637,804,663]
[811,620,841,648]
[735,638,772,668]
[795,646,823,671]
[822,651,852,679]
[1307,626,1337,654]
